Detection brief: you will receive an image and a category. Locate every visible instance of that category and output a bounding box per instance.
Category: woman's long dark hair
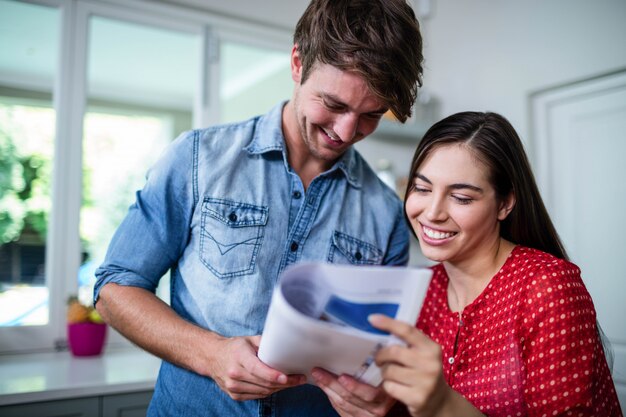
[405,111,614,370]
[404,111,568,260]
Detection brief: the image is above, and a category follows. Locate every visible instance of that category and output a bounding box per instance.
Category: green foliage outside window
[0,126,27,244]
[0,111,51,245]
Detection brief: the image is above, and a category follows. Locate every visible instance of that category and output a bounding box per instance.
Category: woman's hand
[368,314,451,417]
[312,367,396,417]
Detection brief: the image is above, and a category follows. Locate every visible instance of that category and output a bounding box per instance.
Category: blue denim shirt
[94,101,409,416]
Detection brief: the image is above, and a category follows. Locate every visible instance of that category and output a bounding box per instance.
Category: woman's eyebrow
[415,173,431,184]
[415,173,483,193]
[449,183,483,193]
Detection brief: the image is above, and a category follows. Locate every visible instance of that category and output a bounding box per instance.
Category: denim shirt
[94,102,409,417]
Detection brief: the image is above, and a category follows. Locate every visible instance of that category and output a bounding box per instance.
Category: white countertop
[0,347,161,406]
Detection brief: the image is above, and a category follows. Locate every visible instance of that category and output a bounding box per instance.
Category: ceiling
[149,0,310,30]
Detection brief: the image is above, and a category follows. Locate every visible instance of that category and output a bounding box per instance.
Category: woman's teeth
[423,226,455,240]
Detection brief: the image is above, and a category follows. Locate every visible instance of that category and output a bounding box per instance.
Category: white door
[532,70,626,408]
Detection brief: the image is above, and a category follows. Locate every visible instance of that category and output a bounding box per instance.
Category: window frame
[0,0,292,354]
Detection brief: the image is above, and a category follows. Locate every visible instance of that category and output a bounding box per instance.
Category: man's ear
[498,192,516,221]
[291,44,303,84]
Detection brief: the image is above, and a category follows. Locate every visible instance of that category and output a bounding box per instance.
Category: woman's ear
[291,44,303,84]
[498,192,516,221]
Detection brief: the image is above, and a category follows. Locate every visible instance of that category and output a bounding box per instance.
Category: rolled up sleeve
[93,130,197,304]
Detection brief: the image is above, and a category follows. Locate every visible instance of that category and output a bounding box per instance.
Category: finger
[248,335,262,349]
[338,375,397,415]
[313,369,364,415]
[381,379,425,405]
[223,378,275,399]
[222,365,306,401]
[368,314,426,347]
[375,343,424,368]
[312,368,352,399]
[237,338,306,387]
[313,368,393,416]
[379,363,422,389]
[336,373,386,403]
[246,358,306,387]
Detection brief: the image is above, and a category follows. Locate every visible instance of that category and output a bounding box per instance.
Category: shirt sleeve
[520,261,600,416]
[93,130,197,303]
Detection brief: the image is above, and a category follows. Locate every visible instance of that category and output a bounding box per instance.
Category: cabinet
[0,391,152,417]
[102,392,153,417]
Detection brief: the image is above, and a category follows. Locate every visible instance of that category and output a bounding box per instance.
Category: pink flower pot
[67,322,107,357]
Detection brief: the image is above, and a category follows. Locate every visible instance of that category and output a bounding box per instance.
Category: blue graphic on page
[322,295,398,335]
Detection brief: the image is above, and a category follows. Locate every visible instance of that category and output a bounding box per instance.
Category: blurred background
[0,0,624,406]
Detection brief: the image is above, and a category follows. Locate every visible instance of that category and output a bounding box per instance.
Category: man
[94,0,423,415]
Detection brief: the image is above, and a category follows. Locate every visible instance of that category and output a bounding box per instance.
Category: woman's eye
[412,185,430,193]
[453,195,473,205]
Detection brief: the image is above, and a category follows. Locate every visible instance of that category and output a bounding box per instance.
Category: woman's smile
[420,223,457,246]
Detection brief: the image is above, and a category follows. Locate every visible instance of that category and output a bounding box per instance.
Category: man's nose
[334,113,359,142]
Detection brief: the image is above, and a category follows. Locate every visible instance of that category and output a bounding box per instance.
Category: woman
[371,112,622,416]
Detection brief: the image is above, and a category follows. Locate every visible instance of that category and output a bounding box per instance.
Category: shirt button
[228,212,237,222]
[355,251,362,261]
[448,357,455,364]
[290,242,299,252]
[293,191,302,199]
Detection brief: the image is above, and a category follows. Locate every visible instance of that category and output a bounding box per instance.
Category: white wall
[426,0,625,140]
[359,0,626,167]
[160,0,626,179]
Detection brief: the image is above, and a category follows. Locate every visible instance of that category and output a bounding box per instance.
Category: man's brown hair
[294,0,423,122]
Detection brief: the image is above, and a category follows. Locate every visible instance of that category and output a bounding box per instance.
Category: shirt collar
[244,101,287,154]
[245,100,362,188]
[333,148,361,188]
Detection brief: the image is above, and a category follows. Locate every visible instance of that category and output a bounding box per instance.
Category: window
[219,41,292,123]
[79,15,200,307]
[0,0,292,354]
[0,1,59,333]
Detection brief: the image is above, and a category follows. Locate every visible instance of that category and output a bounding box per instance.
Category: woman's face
[405,143,512,265]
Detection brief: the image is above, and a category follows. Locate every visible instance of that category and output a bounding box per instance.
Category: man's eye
[324,102,343,111]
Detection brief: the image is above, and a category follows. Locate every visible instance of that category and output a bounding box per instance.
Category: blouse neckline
[440,245,521,318]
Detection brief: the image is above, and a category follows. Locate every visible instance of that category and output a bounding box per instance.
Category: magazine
[258,263,432,385]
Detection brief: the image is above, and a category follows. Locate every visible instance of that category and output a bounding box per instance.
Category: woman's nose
[425,196,447,222]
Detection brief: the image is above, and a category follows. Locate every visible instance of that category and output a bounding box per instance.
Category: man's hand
[96,284,305,402]
[205,335,306,401]
[312,367,396,417]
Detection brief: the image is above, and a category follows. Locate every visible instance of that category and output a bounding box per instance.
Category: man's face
[288,49,388,164]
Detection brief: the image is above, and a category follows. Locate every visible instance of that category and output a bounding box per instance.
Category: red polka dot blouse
[416,246,623,417]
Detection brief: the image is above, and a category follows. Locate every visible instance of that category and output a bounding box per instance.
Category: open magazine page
[258,263,432,385]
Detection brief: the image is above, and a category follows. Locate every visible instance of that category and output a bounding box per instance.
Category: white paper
[258,263,432,385]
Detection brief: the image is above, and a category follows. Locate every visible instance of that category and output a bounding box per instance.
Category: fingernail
[368,314,381,323]
[277,374,287,384]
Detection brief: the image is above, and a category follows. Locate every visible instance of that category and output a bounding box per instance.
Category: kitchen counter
[0,347,160,406]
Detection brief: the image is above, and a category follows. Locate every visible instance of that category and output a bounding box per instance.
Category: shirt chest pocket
[200,198,268,279]
[328,231,383,265]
